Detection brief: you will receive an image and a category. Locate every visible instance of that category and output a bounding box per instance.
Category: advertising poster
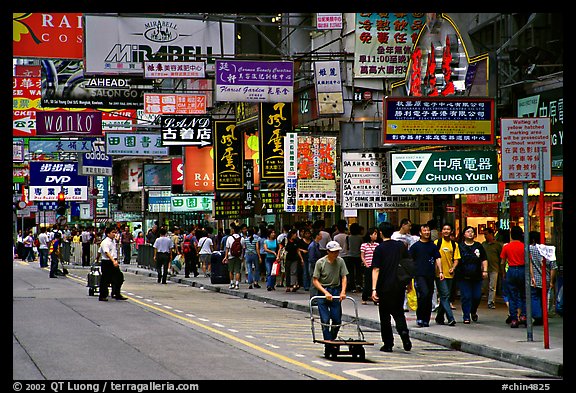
[183,146,214,193]
[296,136,337,213]
[13,13,84,59]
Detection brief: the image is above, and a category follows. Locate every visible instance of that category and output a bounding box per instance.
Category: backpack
[230,235,243,258]
[33,237,40,248]
[182,234,195,254]
[456,242,482,280]
[397,248,416,286]
[436,238,456,264]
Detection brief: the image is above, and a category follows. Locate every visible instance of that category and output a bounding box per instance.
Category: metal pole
[523,182,533,341]
[539,148,550,348]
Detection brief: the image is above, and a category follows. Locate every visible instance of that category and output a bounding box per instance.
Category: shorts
[199,253,211,267]
[227,256,242,275]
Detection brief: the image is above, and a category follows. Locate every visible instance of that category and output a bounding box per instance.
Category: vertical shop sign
[259,103,291,181]
[284,132,298,212]
[213,121,243,191]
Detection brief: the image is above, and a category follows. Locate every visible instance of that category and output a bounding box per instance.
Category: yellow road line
[65,273,347,380]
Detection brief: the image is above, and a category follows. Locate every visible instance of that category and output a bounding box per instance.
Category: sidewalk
[117,263,563,377]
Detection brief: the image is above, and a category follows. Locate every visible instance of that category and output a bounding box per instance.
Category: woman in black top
[284,230,304,292]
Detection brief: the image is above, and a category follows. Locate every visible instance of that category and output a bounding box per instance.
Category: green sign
[171,195,213,212]
[389,150,498,195]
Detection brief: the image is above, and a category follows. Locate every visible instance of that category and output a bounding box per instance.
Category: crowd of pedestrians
[15,217,560,347]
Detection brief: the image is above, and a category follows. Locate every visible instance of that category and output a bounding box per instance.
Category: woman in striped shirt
[360,227,382,304]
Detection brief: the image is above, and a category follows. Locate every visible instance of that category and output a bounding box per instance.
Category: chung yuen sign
[389,150,499,195]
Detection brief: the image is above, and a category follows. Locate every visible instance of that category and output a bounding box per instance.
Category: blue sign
[29,162,89,187]
[79,147,113,176]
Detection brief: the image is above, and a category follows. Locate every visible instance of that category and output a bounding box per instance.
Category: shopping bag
[271,260,280,276]
[172,255,182,273]
[407,279,417,311]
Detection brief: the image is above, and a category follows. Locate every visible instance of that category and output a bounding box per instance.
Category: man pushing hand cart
[311,241,373,360]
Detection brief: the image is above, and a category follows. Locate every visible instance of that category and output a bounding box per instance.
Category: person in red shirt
[500,226,527,328]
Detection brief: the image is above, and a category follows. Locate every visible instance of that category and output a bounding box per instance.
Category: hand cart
[309,295,374,360]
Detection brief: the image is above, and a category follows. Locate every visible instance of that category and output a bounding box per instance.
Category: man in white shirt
[37,227,50,268]
[98,227,127,301]
[153,227,174,284]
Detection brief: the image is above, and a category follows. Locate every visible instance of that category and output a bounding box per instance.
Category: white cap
[326,241,342,252]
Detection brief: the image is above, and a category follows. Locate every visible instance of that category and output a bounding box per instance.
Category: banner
[213,121,243,191]
[28,162,89,201]
[144,93,207,115]
[314,61,344,115]
[215,60,294,103]
[284,133,298,212]
[83,15,234,74]
[144,61,206,79]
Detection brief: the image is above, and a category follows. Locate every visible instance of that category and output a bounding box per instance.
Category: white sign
[316,13,343,30]
[144,61,206,78]
[501,118,551,182]
[84,15,234,74]
[342,152,419,209]
[79,203,93,220]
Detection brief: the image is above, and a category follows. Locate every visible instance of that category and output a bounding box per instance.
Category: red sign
[144,94,207,115]
[13,13,84,59]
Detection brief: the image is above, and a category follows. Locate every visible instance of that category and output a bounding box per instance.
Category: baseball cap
[326,241,342,252]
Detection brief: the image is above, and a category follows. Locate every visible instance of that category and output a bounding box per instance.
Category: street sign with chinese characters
[106,133,168,156]
[501,118,551,182]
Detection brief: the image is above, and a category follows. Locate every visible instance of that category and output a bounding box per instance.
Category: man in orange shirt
[500,226,527,328]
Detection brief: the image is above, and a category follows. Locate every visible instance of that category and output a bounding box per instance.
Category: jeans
[303,260,312,290]
[486,271,498,304]
[506,265,527,321]
[25,247,34,261]
[435,277,455,322]
[457,279,482,321]
[414,275,434,323]
[531,286,545,319]
[316,286,343,340]
[245,253,260,284]
[265,256,277,288]
[38,248,49,267]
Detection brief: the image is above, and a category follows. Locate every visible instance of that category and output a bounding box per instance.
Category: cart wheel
[357,346,365,361]
[89,288,94,296]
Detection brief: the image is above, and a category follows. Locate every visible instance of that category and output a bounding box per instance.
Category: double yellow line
[64,273,348,380]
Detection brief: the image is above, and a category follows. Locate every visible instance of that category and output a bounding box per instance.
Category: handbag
[271,260,280,276]
[407,279,417,311]
[171,255,182,273]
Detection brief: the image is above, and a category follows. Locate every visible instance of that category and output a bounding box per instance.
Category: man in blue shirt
[408,223,442,327]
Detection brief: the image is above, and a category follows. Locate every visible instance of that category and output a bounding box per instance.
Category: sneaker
[447,319,456,327]
[380,345,393,352]
[267,287,272,291]
[432,305,439,312]
[229,283,234,289]
[463,319,471,324]
[488,302,496,309]
[510,320,519,328]
[234,284,239,290]
[254,283,261,289]
[471,313,478,322]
